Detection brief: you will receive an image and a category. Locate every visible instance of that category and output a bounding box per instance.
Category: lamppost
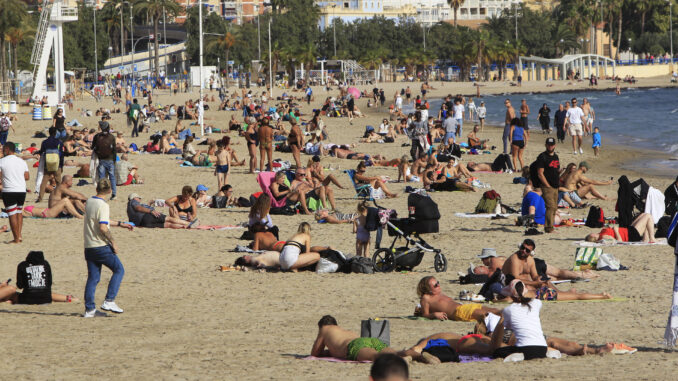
[94,6,98,81]
[628,38,632,63]
[669,0,674,70]
[199,0,205,135]
[269,17,273,98]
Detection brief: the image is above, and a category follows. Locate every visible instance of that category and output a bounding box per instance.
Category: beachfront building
[383,0,522,26]
[316,1,417,30]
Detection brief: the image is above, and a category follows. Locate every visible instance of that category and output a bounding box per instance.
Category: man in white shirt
[0,142,29,243]
[564,98,585,155]
[476,101,487,131]
[453,99,465,138]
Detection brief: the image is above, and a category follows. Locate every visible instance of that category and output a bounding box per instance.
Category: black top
[538,106,550,119]
[665,183,678,215]
[554,109,567,127]
[533,151,560,188]
[273,184,289,201]
[16,251,52,304]
[54,115,65,130]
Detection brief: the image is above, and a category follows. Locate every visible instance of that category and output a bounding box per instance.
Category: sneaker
[503,353,524,362]
[101,300,124,313]
[83,309,108,318]
[611,342,637,354]
[110,195,117,201]
[573,151,578,155]
[579,148,584,154]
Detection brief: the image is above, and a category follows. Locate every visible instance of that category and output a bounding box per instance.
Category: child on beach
[353,203,370,257]
[592,127,601,157]
[214,139,231,190]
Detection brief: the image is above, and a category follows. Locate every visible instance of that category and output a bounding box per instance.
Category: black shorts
[140,213,167,228]
[17,291,52,305]
[511,140,525,149]
[534,258,548,278]
[305,190,318,200]
[628,226,642,242]
[2,192,26,215]
[520,116,529,130]
[493,345,547,360]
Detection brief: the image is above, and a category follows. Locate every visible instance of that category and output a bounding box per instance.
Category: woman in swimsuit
[307,156,345,189]
[166,185,198,222]
[509,117,528,171]
[585,213,656,243]
[397,155,419,182]
[251,223,285,252]
[279,222,321,271]
[244,119,258,174]
[287,119,304,169]
[258,118,274,172]
[23,198,84,219]
[353,162,397,198]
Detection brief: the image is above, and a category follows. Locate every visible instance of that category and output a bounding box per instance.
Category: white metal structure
[31,0,78,106]
[518,54,616,81]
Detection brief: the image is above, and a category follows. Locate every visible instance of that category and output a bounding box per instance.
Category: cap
[500,279,526,298]
[545,137,556,145]
[128,193,141,201]
[196,184,209,192]
[579,161,589,170]
[477,248,497,259]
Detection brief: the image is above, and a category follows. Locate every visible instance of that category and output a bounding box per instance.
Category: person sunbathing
[397,156,420,182]
[329,146,385,161]
[233,251,280,269]
[561,161,613,201]
[585,213,656,243]
[415,276,501,323]
[354,162,397,198]
[423,166,476,192]
[279,222,322,271]
[311,315,398,362]
[307,156,345,189]
[22,199,84,219]
[252,225,286,252]
[474,246,598,280]
[466,161,496,172]
[314,209,357,224]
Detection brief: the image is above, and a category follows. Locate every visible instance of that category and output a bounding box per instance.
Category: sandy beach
[1,76,677,380]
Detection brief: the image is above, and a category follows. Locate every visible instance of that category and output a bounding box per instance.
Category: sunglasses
[297,172,306,176]
[519,245,534,255]
[433,281,440,288]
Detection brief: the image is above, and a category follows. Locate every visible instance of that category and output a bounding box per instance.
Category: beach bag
[475,190,501,214]
[350,256,374,274]
[360,318,390,346]
[211,196,227,208]
[573,247,603,271]
[45,150,60,172]
[597,253,621,271]
[667,212,678,247]
[0,117,10,132]
[585,206,605,228]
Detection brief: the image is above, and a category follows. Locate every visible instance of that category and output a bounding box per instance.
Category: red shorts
[121,174,133,186]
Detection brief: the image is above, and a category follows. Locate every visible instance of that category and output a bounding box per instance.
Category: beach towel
[191,225,244,231]
[455,213,512,218]
[231,245,264,253]
[662,248,678,348]
[301,356,370,364]
[574,238,667,247]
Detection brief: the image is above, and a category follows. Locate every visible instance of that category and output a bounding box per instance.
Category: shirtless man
[475,246,598,280]
[410,155,428,177]
[581,98,594,135]
[519,99,530,131]
[416,276,500,323]
[466,161,495,172]
[503,99,516,154]
[214,139,231,190]
[329,146,385,161]
[561,161,612,201]
[307,156,345,189]
[233,251,280,269]
[291,168,336,211]
[258,118,274,172]
[311,315,397,362]
[48,175,87,211]
[496,239,610,301]
[467,125,488,149]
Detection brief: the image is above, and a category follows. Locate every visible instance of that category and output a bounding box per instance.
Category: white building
[383,0,522,26]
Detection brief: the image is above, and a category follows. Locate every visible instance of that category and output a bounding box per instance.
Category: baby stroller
[371,193,447,273]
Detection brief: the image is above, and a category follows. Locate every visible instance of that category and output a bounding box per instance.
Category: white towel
[645,186,665,224]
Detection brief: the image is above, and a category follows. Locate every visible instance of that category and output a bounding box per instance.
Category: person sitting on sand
[585,213,656,243]
[126,193,193,229]
[248,193,279,238]
[165,185,199,223]
[0,251,78,304]
[279,222,322,271]
[415,276,501,323]
[115,154,143,186]
[561,161,613,202]
[314,209,357,224]
[521,185,562,227]
[354,162,397,198]
[233,251,280,269]
[311,315,398,362]
[290,168,335,212]
[23,198,84,219]
[397,155,420,182]
[307,155,345,189]
[49,175,87,212]
[423,164,476,192]
[492,239,611,301]
[467,125,489,150]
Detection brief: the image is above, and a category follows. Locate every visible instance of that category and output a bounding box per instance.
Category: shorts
[511,140,525,149]
[279,244,301,270]
[216,164,230,174]
[121,174,134,186]
[520,116,529,130]
[346,338,388,361]
[444,132,456,144]
[493,345,547,360]
[568,123,583,136]
[347,153,358,159]
[452,303,482,322]
[628,226,642,242]
[534,258,548,278]
[535,285,558,301]
[140,213,167,228]
[1,192,26,216]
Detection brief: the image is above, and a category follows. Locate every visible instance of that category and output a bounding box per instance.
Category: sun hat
[477,248,497,259]
[128,193,141,201]
[196,184,209,192]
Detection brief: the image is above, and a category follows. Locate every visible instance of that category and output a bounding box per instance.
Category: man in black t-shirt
[534,137,560,233]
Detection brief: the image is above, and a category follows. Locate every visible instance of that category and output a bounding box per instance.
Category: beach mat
[191,225,245,231]
[454,213,513,218]
[549,297,628,303]
[574,238,667,247]
[302,356,370,364]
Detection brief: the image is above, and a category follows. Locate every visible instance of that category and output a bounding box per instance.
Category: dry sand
[1,77,677,380]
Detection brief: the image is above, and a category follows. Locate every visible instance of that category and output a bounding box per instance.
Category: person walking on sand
[503,99,516,154]
[82,179,133,318]
[564,98,585,155]
[0,142,29,244]
[534,138,560,233]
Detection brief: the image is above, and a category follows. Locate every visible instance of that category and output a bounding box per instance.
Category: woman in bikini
[307,156,345,189]
[258,118,274,172]
[244,118,258,173]
[279,222,321,271]
[397,155,419,182]
[166,185,198,223]
[23,198,84,219]
[585,213,656,243]
[287,119,304,169]
[353,162,397,198]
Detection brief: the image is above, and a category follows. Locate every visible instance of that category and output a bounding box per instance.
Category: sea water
[408,87,678,172]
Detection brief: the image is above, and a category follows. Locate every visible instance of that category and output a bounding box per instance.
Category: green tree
[206,31,235,82]
[0,0,27,86]
[133,0,181,77]
[447,0,465,27]
[100,0,129,57]
[6,25,33,95]
[296,42,317,82]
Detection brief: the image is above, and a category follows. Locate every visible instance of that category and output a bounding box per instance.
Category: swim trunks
[535,285,558,301]
[422,339,458,363]
[568,123,583,136]
[347,153,358,159]
[216,164,230,174]
[452,303,482,322]
[346,337,388,361]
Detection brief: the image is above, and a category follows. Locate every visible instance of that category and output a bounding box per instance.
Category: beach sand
[1,77,677,380]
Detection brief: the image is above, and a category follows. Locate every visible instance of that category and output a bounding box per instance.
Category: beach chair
[344,169,373,200]
[257,171,287,208]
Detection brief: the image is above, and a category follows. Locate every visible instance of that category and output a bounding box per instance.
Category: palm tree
[206,31,236,85]
[134,0,181,77]
[296,43,318,83]
[5,24,33,100]
[0,0,27,88]
[101,0,128,57]
[447,0,465,27]
[280,46,298,86]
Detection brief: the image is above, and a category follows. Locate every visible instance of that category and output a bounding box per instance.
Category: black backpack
[585,206,605,228]
[349,256,374,274]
